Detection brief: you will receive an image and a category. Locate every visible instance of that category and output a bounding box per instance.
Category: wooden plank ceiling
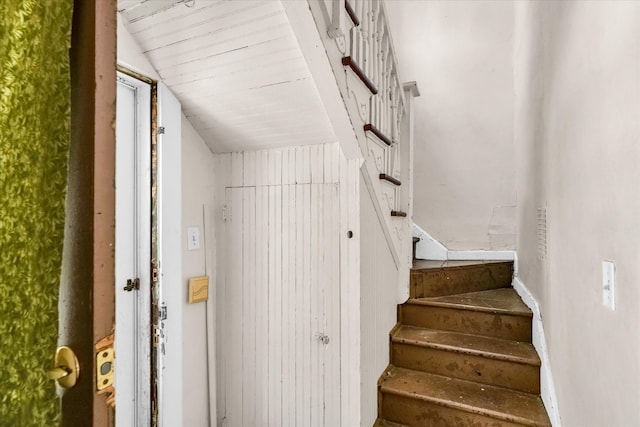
[118,0,336,153]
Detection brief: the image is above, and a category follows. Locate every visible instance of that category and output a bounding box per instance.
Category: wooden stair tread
[373,418,409,427]
[392,325,541,366]
[379,366,551,426]
[410,288,532,317]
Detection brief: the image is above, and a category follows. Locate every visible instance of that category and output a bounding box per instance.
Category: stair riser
[379,392,526,427]
[391,343,540,394]
[411,262,514,298]
[400,305,532,342]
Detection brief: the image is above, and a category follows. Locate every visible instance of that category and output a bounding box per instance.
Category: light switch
[602,261,615,310]
[187,227,200,250]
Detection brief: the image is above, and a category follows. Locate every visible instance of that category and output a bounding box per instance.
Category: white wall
[181,115,216,427]
[359,173,399,426]
[117,14,160,80]
[514,2,640,426]
[386,1,516,251]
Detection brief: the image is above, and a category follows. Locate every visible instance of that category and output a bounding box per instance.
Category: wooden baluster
[373,0,381,89]
[362,0,370,81]
[384,37,391,138]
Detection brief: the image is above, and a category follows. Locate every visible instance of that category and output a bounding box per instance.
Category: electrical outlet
[602,261,615,310]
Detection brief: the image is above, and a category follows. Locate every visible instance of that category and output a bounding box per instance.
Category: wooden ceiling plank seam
[162,53,305,88]
[185,108,327,129]
[121,0,185,23]
[181,97,318,120]
[147,20,292,70]
[156,35,297,78]
[125,0,229,36]
[132,2,282,51]
[167,65,311,97]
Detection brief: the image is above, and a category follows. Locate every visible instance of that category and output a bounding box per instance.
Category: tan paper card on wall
[188,276,209,304]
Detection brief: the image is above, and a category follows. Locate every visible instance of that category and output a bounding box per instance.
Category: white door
[115,73,152,426]
[219,183,341,427]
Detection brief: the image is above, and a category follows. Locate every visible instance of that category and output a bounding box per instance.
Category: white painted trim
[412,222,516,261]
[361,163,400,268]
[157,82,183,427]
[447,250,516,261]
[512,277,562,427]
[280,0,361,160]
[412,223,447,260]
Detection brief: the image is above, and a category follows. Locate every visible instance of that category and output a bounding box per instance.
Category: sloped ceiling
[118,0,336,153]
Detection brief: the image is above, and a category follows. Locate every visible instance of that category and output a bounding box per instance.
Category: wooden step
[391,325,541,393]
[379,366,551,427]
[399,289,533,342]
[373,418,409,427]
[411,260,514,298]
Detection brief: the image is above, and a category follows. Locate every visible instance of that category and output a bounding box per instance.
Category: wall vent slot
[537,207,547,260]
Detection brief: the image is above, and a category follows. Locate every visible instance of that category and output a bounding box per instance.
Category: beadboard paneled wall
[359,173,400,426]
[213,143,360,426]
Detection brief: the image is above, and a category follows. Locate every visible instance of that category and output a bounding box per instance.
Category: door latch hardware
[96,333,115,407]
[123,277,140,292]
[47,346,80,389]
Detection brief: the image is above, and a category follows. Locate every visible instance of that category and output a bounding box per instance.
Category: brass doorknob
[47,346,79,389]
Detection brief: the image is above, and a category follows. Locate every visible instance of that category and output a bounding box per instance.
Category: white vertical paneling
[231,152,244,187]
[324,142,340,183]
[296,144,312,184]
[301,183,312,425]
[267,185,281,426]
[310,183,321,427]
[268,149,283,186]
[217,142,345,427]
[225,187,243,426]
[359,172,399,426]
[324,182,341,425]
[310,144,324,184]
[339,153,362,427]
[281,184,291,427]
[255,185,269,426]
[243,151,256,187]
[294,183,306,427]
[242,187,256,426]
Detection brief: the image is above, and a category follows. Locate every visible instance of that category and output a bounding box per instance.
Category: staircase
[375,261,552,427]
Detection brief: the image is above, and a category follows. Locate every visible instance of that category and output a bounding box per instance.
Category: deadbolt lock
[47,346,80,389]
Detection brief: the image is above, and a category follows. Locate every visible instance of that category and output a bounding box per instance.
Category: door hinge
[151,260,159,284]
[222,205,230,222]
[159,303,167,321]
[152,326,161,347]
[158,126,165,135]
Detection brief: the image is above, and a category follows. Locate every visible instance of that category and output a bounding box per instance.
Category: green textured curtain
[0,0,73,424]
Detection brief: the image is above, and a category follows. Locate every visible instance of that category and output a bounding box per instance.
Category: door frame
[115,70,153,426]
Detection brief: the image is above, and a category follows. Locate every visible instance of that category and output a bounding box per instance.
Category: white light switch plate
[602,261,615,310]
[187,227,200,251]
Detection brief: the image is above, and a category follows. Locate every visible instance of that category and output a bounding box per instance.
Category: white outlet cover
[187,227,200,251]
[602,261,615,310]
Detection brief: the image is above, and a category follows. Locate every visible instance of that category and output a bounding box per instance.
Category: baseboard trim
[412,223,447,260]
[448,250,515,261]
[512,277,562,427]
[412,223,516,262]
